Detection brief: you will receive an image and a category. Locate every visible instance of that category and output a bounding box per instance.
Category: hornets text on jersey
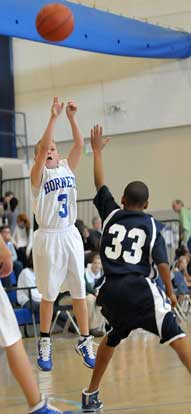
[94,186,168,278]
[31,159,77,229]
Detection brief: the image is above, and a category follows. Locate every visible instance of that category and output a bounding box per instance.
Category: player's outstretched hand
[169,293,178,308]
[91,125,110,153]
[51,96,64,118]
[66,101,77,121]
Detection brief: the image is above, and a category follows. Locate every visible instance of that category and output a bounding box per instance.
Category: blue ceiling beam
[0,0,191,58]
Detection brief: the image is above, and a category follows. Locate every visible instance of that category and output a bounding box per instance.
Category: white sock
[28,395,46,413]
[79,334,91,341]
[83,388,98,395]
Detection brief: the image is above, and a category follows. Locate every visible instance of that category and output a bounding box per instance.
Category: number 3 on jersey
[105,224,146,264]
[58,194,68,218]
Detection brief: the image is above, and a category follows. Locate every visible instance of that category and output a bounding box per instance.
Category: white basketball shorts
[33,225,86,301]
[0,282,21,348]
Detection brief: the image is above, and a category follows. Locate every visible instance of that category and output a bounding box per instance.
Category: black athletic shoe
[82,389,103,412]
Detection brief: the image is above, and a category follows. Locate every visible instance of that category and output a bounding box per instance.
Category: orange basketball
[36,3,74,42]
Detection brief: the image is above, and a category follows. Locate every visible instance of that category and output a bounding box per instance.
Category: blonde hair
[34,139,56,156]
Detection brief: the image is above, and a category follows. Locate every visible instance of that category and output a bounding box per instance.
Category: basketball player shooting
[30,97,95,372]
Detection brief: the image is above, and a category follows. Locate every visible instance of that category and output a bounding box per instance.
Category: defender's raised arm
[91,125,110,191]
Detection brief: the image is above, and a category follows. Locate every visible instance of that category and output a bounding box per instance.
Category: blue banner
[0,0,190,58]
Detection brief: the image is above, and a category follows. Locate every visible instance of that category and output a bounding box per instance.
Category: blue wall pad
[1,0,191,59]
[0,36,17,158]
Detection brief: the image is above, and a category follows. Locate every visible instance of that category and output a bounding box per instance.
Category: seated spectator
[75,219,85,238]
[75,219,101,264]
[17,253,42,315]
[83,225,97,252]
[13,213,33,267]
[170,245,190,273]
[0,225,23,286]
[3,191,15,209]
[175,245,190,260]
[5,197,19,234]
[17,253,67,328]
[85,252,105,337]
[89,216,102,251]
[172,255,191,304]
[82,225,98,265]
[2,191,15,225]
[177,255,191,291]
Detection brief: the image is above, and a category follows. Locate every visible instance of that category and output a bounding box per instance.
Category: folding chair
[172,271,191,320]
[51,292,80,336]
[155,274,187,323]
[5,286,40,343]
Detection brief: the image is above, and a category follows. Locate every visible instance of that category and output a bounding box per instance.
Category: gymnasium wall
[21,124,191,212]
[13,0,191,210]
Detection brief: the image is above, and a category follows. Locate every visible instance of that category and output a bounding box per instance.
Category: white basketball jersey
[31,159,77,229]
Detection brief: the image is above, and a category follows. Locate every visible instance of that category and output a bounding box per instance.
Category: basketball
[36,3,74,42]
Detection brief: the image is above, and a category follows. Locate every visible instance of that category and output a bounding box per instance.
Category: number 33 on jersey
[94,186,168,278]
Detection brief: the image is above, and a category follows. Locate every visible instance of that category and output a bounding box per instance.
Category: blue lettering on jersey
[54,178,61,190]
[44,176,76,195]
[49,180,55,191]
[44,182,50,195]
[66,177,72,187]
[60,177,67,188]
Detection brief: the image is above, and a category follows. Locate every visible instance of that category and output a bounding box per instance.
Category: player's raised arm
[91,125,110,191]
[67,101,84,171]
[0,234,13,278]
[31,97,64,189]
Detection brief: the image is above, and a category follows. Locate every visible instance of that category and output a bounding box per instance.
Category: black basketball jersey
[94,186,168,278]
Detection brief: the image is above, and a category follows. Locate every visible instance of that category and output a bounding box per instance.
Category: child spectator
[6,196,19,234]
[85,252,105,337]
[13,213,33,267]
[89,216,102,251]
[17,253,42,315]
[17,254,66,329]
[0,225,23,285]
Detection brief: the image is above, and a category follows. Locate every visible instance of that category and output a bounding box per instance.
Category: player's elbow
[157,262,170,275]
[75,141,84,152]
[5,262,13,276]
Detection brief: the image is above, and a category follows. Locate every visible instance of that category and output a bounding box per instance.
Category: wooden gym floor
[0,326,191,414]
